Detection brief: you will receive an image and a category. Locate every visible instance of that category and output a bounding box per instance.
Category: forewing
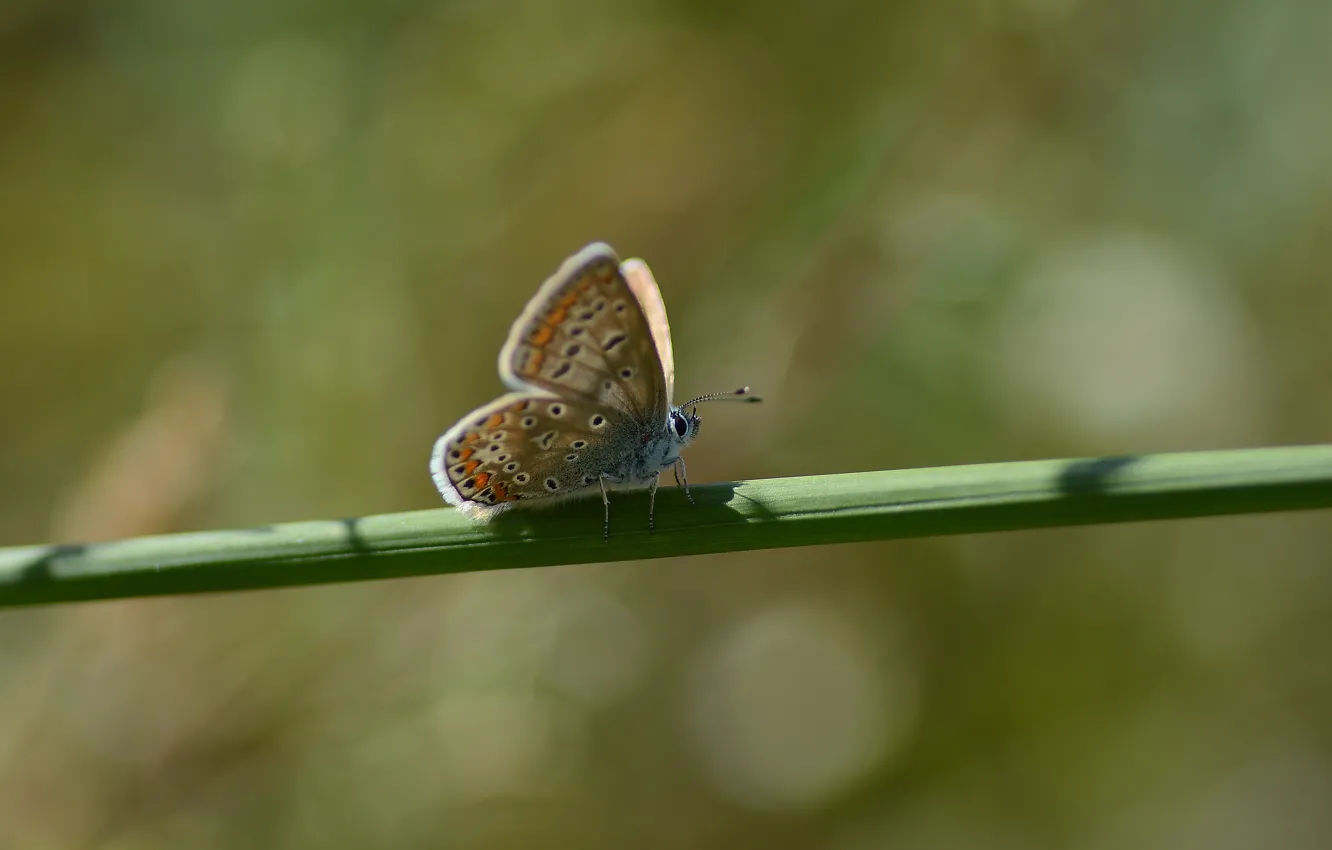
[431,393,637,517]
[498,243,670,424]
[620,257,674,404]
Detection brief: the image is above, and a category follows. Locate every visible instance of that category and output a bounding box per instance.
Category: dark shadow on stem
[1056,455,1140,496]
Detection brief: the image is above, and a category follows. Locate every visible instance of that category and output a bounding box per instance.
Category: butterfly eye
[672,412,689,438]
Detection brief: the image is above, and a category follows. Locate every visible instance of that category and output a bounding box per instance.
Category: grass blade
[2,444,1330,607]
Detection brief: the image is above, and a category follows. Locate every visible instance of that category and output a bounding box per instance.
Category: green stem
[3,444,1330,608]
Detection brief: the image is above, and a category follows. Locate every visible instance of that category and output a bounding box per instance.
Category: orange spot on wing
[462,460,481,476]
[484,412,505,428]
[511,400,531,412]
[457,447,475,461]
[491,482,509,501]
[472,472,491,490]
[524,351,545,374]
[544,291,581,327]
[531,326,554,345]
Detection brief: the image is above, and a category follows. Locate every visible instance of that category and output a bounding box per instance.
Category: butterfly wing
[620,257,674,404]
[430,392,637,518]
[498,243,672,425]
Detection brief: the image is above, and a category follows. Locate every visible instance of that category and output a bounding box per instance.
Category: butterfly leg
[599,474,612,542]
[648,472,661,534]
[673,457,695,505]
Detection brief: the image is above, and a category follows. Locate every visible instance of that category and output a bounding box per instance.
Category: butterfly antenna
[683,386,762,412]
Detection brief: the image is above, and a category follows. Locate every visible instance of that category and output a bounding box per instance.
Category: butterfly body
[603,406,700,486]
[431,243,755,535]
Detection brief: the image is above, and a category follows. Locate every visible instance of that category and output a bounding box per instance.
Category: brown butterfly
[430,243,759,538]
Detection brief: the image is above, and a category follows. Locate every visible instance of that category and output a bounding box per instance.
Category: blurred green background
[4,0,1332,846]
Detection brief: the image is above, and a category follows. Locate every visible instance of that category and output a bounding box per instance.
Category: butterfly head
[667,407,702,449]
[668,386,761,448]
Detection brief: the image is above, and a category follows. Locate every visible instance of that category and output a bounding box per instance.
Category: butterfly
[430,243,760,538]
